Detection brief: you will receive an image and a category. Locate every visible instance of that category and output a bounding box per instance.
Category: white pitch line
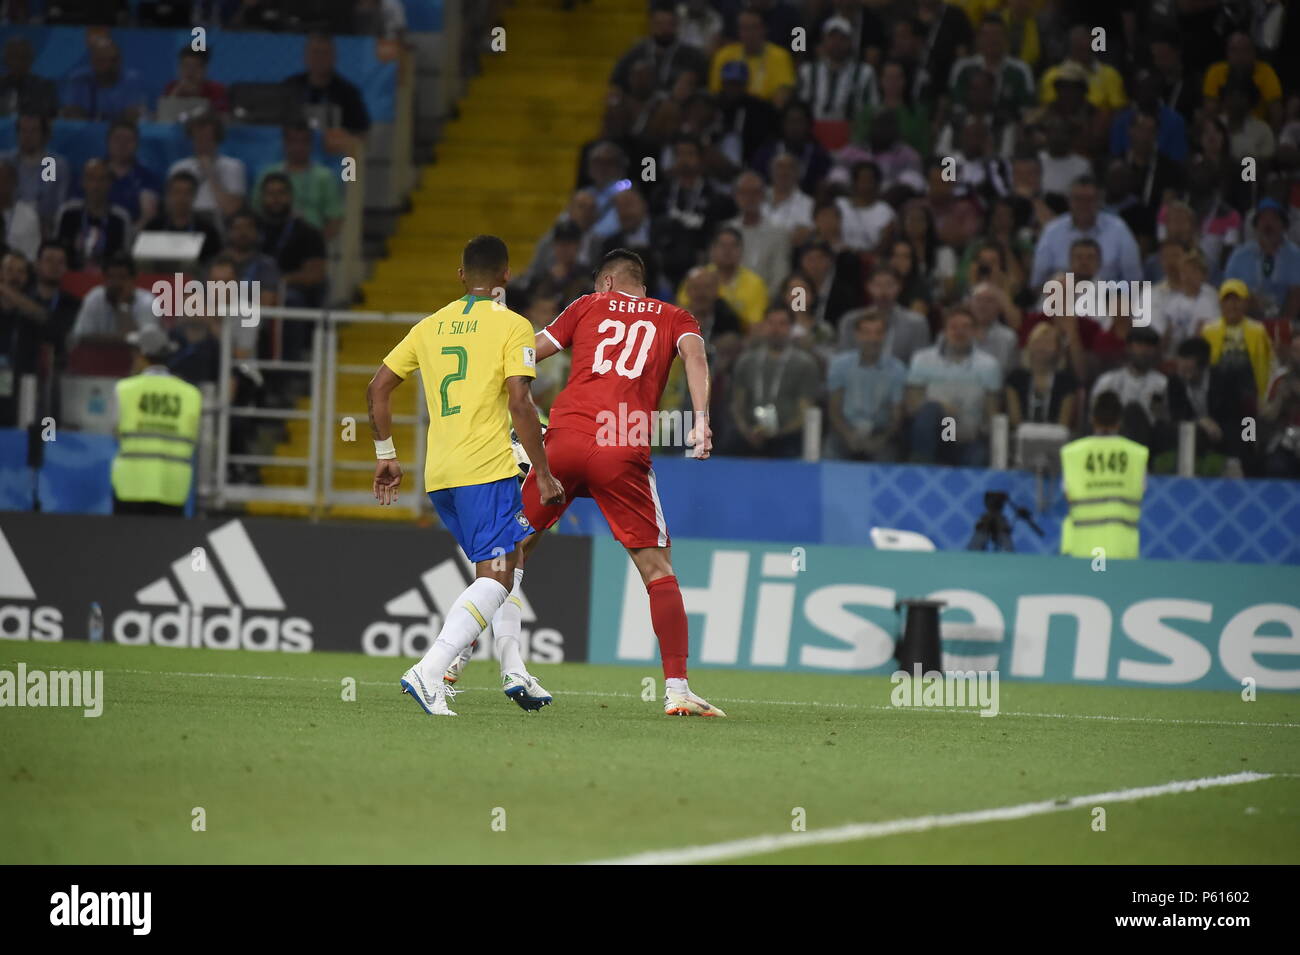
[584,772,1277,866]
[27,666,1300,730]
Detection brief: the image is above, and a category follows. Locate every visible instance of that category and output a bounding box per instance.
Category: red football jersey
[541,291,703,447]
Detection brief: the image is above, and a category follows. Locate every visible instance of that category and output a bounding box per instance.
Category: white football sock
[493,568,527,677]
[665,677,688,694]
[416,578,509,687]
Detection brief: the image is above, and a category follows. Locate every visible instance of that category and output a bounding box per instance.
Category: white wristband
[374,437,397,460]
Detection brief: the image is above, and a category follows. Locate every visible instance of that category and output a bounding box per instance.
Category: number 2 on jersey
[439,346,467,416]
[592,319,656,379]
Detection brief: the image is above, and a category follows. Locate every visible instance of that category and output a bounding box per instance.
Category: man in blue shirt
[828,310,906,460]
[1030,176,1143,289]
[61,38,149,123]
[1223,199,1300,321]
[1109,69,1189,162]
[906,307,1003,467]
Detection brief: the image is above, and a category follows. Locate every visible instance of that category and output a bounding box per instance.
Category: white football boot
[502,672,553,711]
[401,666,457,716]
[444,639,476,684]
[663,687,727,717]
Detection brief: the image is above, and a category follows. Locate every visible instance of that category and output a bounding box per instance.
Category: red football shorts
[521,427,669,549]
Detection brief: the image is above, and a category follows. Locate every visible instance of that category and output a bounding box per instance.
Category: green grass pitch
[2,641,1297,864]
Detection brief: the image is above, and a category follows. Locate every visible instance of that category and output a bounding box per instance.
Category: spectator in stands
[950,114,1012,201]
[751,100,831,195]
[1118,109,1185,243]
[1263,336,1300,477]
[522,220,588,308]
[1166,336,1242,474]
[144,171,223,264]
[689,226,766,330]
[726,170,790,293]
[905,306,1002,467]
[1202,31,1284,130]
[61,37,148,123]
[1039,24,1126,116]
[169,113,247,223]
[224,209,281,303]
[102,120,161,229]
[925,156,983,250]
[714,61,779,171]
[55,159,132,270]
[836,160,895,253]
[1037,114,1092,204]
[797,239,863,328]
[961,282,1021,375]
[1091,327,1170,451]
[527,189,599,283]
[913,0,973,107]
[827,309,905,461]
[611,1,709,93]
[885,237,931,316]
[1109,69,1189,164]
[935,68,1015,160]
[0,250,43,425]
[837,266,930,361]
[354,0,408,39]
[651,134,736,286]
[949,14,1035,117]
[1202,279,1275,403]
[797,15,876,123]
[68,253,157,348]
[1223,200,1300,322]
[0,158,40,262]
[1148,29,1199,127]
[283,33,371,136]
[593,187,664,296]
[1220,76,1275,164]
[258,173,327,309]
[708,9,796,105]
[1005,322,1078,431]
[1152,247,1219,358]
[854,59,929,156]
[728,304,820,458]
[1,113,68,235]
[162,47,229,114]
[582,142,631,237]
[899,197,958,304]
[0,36,58,117]
[1030,176,1142,287]
[677,0,723,52]
[762,152,814,238]
[28,241,80,370]
[679,265,742,342]
[254,121,343,240]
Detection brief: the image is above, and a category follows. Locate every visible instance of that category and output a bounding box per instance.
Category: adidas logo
[113,520,312,652]
[363,554,561,661]
[0,528,63,641]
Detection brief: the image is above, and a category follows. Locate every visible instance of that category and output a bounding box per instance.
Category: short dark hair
[104,251,135,275]
[207,254,239,276]
[37,239,68,260]
[712,225,743,246]
[1092,391,1123,428]
[1070,237,1102,256]
[1126,326,1160,346]
[855,309,887,330]
[166,170,199,191]
[261,171,294,194]
[17,111,51,137]
[1177,336,1212,367]
[597,248,646,285]
[462,234,510,278]
[107,117,138,140]
[228,208,259,230]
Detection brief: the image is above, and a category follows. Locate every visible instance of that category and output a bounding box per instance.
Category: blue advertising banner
[588,536,1300,691]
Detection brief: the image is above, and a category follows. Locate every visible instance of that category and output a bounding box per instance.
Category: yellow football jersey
[383,294,537,491]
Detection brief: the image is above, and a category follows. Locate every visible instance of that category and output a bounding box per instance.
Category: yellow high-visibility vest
[111,369,202,507]
[1059,434,1148,560]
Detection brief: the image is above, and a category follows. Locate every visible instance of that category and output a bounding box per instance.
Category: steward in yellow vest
[111,327,201,515]
[1060,390,1148,559]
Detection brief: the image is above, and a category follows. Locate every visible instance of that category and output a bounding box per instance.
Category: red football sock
[646,575,688,680]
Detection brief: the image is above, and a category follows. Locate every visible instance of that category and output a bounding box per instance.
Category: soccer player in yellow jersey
[366,235,564,716]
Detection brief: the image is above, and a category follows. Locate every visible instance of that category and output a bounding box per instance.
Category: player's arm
[534,330,562,362]
[679,332,712,459]
[367,364,404,505]
[507,375,564,507]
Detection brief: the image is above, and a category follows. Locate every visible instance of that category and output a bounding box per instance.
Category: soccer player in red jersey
[514,248,725,716]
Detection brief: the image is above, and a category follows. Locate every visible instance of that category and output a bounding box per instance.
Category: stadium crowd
[516,0,1300,478]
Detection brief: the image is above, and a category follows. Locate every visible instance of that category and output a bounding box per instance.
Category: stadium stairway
[252,0,644,519]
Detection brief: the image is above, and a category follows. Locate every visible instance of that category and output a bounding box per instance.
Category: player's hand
[373,459,402,505]
[688,417,712,459]
[536,471,565,508]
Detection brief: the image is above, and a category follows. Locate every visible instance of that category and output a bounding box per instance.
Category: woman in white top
[836,159,895,253]
[1152,247,1219,356]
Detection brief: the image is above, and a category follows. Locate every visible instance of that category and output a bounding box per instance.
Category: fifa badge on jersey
[515,511,530,528]
[522,346,536,368]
